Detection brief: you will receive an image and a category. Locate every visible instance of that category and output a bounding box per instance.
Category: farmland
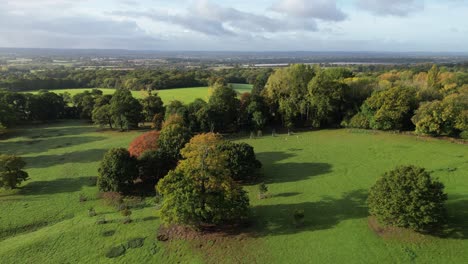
[0,121,466,263]
[23,83,253,103]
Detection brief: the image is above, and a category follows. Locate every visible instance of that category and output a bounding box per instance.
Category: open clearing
[0,121,466,263]
[23,83,253,104]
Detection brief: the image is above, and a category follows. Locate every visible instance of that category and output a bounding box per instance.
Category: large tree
[207,83,240,132]
[97,148,138,193]
[157,133,250,226]
[158,115,191,165]
[109,89,143,130]
[368,165,447,232]
[140,93,165,122]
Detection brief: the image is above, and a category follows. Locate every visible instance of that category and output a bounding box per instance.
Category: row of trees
[0,67,274,92]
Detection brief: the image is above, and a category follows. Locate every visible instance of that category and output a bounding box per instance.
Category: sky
[0,0,467,51]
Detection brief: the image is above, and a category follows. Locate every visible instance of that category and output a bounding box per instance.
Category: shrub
[258,183,268,199]
[151,113,164,130]
[97,148,138,193]
[0,154,29,189]
[460,130,468,140]
[367,165,447,232]
[347,112,370,129]
[88,207,97,217]
[128,130,160,158]
[100,192,124,208]
[105,245,126,258]
[126,238,145,249]
[293,209,305,227]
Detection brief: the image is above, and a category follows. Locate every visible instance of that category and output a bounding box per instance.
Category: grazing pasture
[23,83,253,104]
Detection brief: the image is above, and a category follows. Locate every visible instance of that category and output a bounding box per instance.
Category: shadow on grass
[272,192,302,198]
[23,149,108,168]
[0,136,106,156]
[18,176,97,195]
[252,189,368,236]
[256,151,332,184]
[442,197,468,239]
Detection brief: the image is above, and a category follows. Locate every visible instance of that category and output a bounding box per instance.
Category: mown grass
[23,83,253,104]
[0,122,467,263]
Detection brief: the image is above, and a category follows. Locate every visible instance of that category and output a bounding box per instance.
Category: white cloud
[356,0,424,17]
[271,0,347,21]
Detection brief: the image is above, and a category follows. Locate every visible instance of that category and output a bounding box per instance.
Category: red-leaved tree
[128,130,160,158]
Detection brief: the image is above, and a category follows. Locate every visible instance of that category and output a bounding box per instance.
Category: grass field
[23,83,253,104]
[0,122,467,263]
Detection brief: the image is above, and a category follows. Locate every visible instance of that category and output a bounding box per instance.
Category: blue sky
[0,0,466,51]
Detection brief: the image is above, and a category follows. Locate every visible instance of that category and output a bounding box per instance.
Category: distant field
[1,121,467,263]
[23,83,253,104]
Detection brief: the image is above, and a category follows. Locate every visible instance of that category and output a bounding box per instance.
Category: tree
[137,150,171,184]
[28,91,66,122]
[263,64,315,129]
[307,69,347,127]
[367,165,447,232]
[158,116,191,164]
[157,133,250,226]
[427,64,440,90]
[0,155,29,189]
[92,104,113,128]
[207,83,240,132]
[140,93,165,122]
[109,89,143,130]
[97,148,138,193]
[217,141,262,182]
[128,130,160,158]
[361,86,417,130]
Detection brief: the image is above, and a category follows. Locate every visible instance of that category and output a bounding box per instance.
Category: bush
[367,165,447,232]
[128,130,160,158]
[460,130,468,140]
[217,141,262,182]
[100,192,124,208]
[105,245,126,258]
[347,112,370,129]
[0,154,29,189]
[97,148,138,193]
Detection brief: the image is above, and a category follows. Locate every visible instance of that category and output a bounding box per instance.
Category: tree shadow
[256,151,332,184]
[272,192,301,198]
[18,176,97,195]
[441,197,468,239]
[0,136,106,156]
[251,189,368,237]
[23,149,108,168]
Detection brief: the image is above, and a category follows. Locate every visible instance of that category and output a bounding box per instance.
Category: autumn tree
[0,155,29,189]
[128,130,160,158]
[157,133,250,226]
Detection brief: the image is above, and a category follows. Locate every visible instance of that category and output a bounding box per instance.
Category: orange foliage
[128,130,160,157]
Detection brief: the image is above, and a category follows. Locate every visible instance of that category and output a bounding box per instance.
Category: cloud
[356,0,424,16]
[114,0,318,37]
[0,7,160,49]
[270,0,347,21]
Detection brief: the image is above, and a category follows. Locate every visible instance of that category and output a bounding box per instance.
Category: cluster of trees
[97,117,262,226]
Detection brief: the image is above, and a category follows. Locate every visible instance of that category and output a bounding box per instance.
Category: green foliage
[0,155,29,189]
[362,86,417,130]
[92,104,113,128]
[97,148,138,193]
[308,69,347,127]
[208,83,240,132]
[140,93,165,122]
[110,89,143,130]
[217,141,262,182]
[346,112,370,129]
[368,165,447,232]
[460,130,468,139]
[157,133,250,226]
[158,118,191,163]
[427,64,441,90]
[137,150,171,183]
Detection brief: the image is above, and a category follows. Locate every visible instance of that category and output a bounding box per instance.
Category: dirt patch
[158,224,264,264]
[368,217,430,243]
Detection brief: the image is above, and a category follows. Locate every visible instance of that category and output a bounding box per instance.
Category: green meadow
[0,120,467,263]
[23,83,253,104]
